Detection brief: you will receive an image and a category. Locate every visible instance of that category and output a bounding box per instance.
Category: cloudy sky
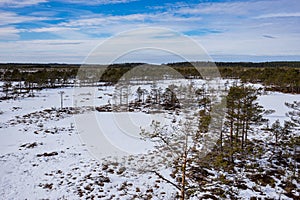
[0,0,299,63]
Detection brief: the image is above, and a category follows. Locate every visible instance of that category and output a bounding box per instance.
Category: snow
[0,79,299,199]
[258,91,300,124]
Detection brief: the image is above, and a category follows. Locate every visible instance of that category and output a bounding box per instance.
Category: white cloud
[0,28,213,64]
[0,39,101,63]
[196,32,300,57]
[60,12,202,27]
[175,0,300,16]
[1,28,300,64]
[59,0,137,5]
[0,0,136,10]
[49,12,203,38]
[60,14,147,27]
[255,12,300,19]
[0,11,49,26]
[0,0,47,7]
[176,1,251,15]
[1,0,300,63]
[47,0,299,40]
[0,26,20,40]
[28,27,79,33]
[91,28,211,63]
[23,26,89,40]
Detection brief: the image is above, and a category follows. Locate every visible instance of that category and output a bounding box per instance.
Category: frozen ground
[0,79,299,199]
[258,91,300,124]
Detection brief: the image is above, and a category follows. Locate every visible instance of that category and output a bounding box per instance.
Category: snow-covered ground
[259,91,300,124]
[0,79,299,199]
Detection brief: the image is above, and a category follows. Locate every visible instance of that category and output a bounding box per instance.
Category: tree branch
[150,170,180,191]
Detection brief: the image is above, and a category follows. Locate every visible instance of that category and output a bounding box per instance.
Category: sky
[0,0,299,63]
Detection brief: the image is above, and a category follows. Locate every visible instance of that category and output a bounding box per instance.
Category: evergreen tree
[141,119,204,200]
[223,85,266,163]
[271,120,292,147]
[285,101,300,126]
[162,87,180,110]
[271,120,283,146]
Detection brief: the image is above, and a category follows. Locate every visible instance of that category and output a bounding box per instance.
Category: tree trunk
[220,128,223,151]
[180,135,188,200]
[230,120,234,163]
[119,87,122,105]
[241,120,245,150]
[245,121,249,147]
[230,121,233,147]
[235,100,241,145]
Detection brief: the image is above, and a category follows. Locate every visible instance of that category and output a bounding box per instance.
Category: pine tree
[271,120,292,149]
[141,118,205,200]
[223,85,266,163]
[285,101,300,126]
[162,86,180,110]
[271,120,283,146]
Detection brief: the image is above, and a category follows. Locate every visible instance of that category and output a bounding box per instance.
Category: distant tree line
[1,61,299,100]
[168,62,300,93]
[219,67,300,93]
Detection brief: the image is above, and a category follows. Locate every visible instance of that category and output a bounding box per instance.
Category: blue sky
[0,0,299,63]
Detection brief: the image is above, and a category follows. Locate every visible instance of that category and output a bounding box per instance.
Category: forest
[0,61,300,100]
[0,62,299,199]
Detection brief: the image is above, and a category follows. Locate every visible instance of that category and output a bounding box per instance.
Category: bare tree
[58,91,65,109]
[2,81,12,99]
